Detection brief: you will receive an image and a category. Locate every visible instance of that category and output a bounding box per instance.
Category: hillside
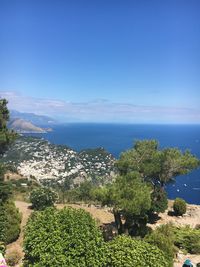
[8,118,49,133]
[10,110,57,126]
[0,136,116,185]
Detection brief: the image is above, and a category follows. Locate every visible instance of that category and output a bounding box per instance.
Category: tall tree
[0,99,15,155]
[116,140,200,213]
[105,172,152,235]
[116,139,199,186]
[0,99,18,245]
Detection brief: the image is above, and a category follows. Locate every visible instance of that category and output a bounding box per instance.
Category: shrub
[0,201,21,244]
[173,198,186,216]
[5,249,22,266]
[30,187,58,210]
[107,235,171,267]
[174,226,200,254]
[145,223,175,265]
[4,201,21,244]
[0,241,5,254]
[24,207,107,267]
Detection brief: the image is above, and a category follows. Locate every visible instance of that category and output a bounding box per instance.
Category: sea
[26,123,200,205]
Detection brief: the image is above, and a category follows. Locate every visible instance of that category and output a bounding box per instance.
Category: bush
[5,249,22,266]
[174,226,200,254]
[0,201,21,244]
[107,235,171,267]
[24,207,107,267]
[145,223,175,264]
[0,241,5,254]
[173,198,186,216]
[30,187,58,210]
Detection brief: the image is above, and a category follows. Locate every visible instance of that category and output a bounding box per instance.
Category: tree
[105,172,152,235]
[116,140,199,186]
[107,235,171,267]
[116,140,199,214]
[30,187,58,210]
[24,207,107,267]
[0,99,18,246]
[0,98,16,155]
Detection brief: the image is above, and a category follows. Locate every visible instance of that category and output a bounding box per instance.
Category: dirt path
[57,203,114,224]
[5,201,32,267]
[154,202,200,229]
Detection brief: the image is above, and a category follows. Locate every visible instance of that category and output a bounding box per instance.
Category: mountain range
[10,110,57,126]
[8,110,56,133]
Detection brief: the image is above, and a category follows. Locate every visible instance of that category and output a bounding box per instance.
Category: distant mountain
[8,118,49,133]
[10,110,57,126]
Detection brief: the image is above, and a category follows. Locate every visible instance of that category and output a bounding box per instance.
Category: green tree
[106,172,152,235]
[0,98,16,155]
[116,140,199,214]
[116,139,199,186]
[0,99,18,246]
[24,207,107,267]
[30,187,58,210]
[107,235,171,267]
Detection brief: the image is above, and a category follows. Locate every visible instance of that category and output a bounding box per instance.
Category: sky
[0,0,200,123]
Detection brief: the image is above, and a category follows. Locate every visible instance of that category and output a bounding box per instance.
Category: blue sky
[0,0,200,123]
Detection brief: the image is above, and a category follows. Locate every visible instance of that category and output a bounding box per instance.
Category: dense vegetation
[30,187,58,210]
[93,140,199,236]
[0,98,21,250]
[24,207,107,267]
[174,226,200,254]
[24,207,171,267]
[107,235,171,267]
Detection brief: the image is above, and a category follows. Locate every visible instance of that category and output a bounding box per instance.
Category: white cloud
[0,90,200,124]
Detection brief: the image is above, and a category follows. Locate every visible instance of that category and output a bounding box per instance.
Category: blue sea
[27,124,200,204]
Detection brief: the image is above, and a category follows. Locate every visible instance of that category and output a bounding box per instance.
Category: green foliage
[112,172,151,216]
[0,98,16,155]
[116,139,199,185]
[0,201,21,244]
[116,139,160,177]
[107,235,171,267]
[0,204,6,242]
[0,241,5,254]
[77,180,93,201]
[24,207,107,267]
[174,226,200,254]
[173,198,187,216]
[4,201,21,244]
[30,187,58,210]
[150,187,168,213]
[115,139,199,218]
[145,223,176,264]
